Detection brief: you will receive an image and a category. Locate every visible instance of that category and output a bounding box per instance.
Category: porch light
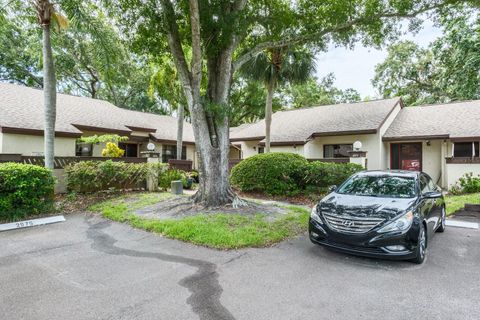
[147,142,155,151]
[353,141,362,151]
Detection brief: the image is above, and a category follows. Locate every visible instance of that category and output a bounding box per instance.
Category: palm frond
[52,11,69,30]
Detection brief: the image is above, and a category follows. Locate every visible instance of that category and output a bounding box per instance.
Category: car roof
[356,170,420,178]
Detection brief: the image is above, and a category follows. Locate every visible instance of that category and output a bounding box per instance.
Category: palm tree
[150,57,187,160]
[239,48,316,152]
[31,0,68,169]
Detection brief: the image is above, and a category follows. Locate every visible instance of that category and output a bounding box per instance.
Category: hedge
[65,160,157,193]
[230,153,309,195]
[0,163,55,221]
[230,153,363,195]
[303,161,364,188]
[65,161,193,193]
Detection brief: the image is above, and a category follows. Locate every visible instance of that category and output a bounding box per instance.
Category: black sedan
[309,170,446,264]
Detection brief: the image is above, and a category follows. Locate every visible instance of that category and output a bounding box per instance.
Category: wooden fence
[168,159,193,171]
[0,154,147,169]
[307,158,350,163]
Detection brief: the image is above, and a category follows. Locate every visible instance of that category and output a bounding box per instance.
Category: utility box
[171,180,183,195]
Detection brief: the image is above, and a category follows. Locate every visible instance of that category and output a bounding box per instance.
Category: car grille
[322,211,385,234]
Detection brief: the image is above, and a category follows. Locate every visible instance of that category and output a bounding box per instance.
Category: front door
[390,143,422,171]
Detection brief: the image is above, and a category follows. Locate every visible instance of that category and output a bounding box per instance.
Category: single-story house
[0,83,198,166]
[2,83,480,190]
[231,98,480,189]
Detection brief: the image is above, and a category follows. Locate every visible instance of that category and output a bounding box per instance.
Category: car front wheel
[411,224,427,264]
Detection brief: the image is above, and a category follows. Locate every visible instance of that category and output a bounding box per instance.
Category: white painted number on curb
[0,216,66,232]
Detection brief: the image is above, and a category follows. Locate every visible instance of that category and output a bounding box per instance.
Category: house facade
[0,83,197,166]
[231,98,480,189]
[2,83,480,190]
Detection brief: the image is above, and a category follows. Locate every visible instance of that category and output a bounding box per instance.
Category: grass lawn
[90,193,309,249]
[445,193,480,216]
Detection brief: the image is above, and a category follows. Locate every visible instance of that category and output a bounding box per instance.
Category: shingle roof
[230,97,401,143]
[0,83,194,142]
[383,100,480,141]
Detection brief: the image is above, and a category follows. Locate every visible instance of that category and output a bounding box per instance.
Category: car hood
[320,193,416,220]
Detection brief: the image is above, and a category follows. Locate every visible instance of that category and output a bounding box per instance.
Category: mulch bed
[236,191,321,207]
[133,196,290,220]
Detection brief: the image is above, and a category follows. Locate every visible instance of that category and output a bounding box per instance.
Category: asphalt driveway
[1,213,479,320]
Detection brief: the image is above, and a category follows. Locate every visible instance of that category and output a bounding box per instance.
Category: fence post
[348,151,367,169]
[146,157,161,191]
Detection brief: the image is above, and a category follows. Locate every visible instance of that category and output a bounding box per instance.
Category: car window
[420,174,434,193]
[336,175,417,198]
[427,176,438,192]
[419,175,429,194]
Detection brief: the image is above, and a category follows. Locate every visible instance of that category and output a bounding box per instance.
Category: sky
[315,19,443,98]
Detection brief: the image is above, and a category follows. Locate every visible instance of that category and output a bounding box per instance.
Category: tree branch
[160,0,193,106]
[189,0,202,99]
[232,1,458,73]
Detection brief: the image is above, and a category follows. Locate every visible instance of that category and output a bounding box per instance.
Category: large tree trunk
[176,104,184,160]
[161,0,246,207]
[42,24,56,169]
[265,72,276,153]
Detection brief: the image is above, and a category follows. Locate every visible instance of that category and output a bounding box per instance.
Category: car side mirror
[423,191,442,199]
[328,185,337,193]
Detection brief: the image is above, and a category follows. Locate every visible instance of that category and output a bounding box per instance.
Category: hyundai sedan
[309,170,446,264]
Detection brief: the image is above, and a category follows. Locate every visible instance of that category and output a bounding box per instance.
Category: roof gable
[231,97,401,143]
[0,83,195,143]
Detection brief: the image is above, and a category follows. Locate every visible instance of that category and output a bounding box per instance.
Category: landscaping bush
[451,172,480,194]
[230,153,308,195]
[230,153,364,196]
[0,163,55,221]
[303,161,363,189]
[159,168,188,190]
[65,160,152,193]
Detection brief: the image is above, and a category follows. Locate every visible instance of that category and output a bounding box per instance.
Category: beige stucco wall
[238,140,261,158]
[1,133,76,156]
[270,145,304,155]
[446,163,480,189]
[378,103,402,169]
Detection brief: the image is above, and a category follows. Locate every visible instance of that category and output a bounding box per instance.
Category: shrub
[0,163,55,221]
[303,161,363,188]
[159,168,188,190]
[65,160,151,193]
[102,142,125,157]
[452,172,480,194]
[230,153,308,195]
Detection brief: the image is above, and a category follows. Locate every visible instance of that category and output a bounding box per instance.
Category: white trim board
[0,216,65,232]
[446,220,479,229]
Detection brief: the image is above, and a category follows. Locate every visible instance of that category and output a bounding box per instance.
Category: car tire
[411,224,427,264]
[436,206,446,233]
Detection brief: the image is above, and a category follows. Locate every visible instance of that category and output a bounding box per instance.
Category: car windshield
[337,175,417,198]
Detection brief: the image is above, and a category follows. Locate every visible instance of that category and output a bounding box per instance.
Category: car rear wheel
[411,224,427,264]
[436,206,446,233]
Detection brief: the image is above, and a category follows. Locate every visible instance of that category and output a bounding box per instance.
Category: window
[118,143,139,158]
[162,145,186,163]
[453,142,479,157]
[258,147,264,154]
[337,174,417,198]
[323,144,353,158]
[76,142,92,156]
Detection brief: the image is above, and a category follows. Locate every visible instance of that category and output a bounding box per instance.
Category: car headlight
[378,211,413,233]
[310,205,323,224]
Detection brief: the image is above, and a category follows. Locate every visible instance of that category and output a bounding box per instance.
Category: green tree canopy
[0,0,165,114]
[373,8,480,105]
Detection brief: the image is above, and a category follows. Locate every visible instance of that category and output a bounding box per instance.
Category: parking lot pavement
[1,213,479,320]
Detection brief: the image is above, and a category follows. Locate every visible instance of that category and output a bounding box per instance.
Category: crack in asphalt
[86,219,236,320]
